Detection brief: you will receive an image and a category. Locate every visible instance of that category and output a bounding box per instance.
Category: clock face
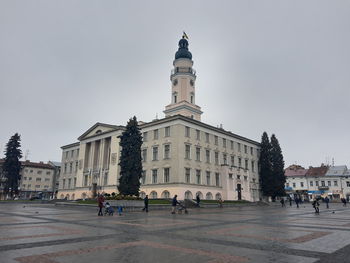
[190,79,194,86]
[173,79,178,86]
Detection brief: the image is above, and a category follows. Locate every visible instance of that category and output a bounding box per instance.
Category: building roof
[285,165,308,177]
[305,165,329,177]
[48,161,61,167]
[21,160,54,169]
[325,165,347,176]
[175,37,192,60]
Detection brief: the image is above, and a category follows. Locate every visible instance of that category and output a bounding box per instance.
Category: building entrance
[237,184,242,200]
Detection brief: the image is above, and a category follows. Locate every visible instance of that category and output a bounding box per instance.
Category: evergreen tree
[3,133,22,198]
[259,132,273,198]
[118,116,143,196]
[270,134,286,198]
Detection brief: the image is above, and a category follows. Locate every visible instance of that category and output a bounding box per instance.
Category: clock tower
[164,35,203,121]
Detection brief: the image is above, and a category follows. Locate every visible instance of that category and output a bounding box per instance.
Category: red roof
[285,165,308,177]
[305,165,329,177]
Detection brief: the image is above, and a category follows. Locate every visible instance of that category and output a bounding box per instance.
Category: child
[104,202,114,216]
[117,206,123,216]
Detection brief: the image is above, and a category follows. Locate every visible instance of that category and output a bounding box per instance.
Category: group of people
[280,196,303,208]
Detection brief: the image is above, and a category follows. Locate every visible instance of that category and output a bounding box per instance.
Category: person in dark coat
[295,197,300,208]
[280,198,285,207]
[341,197,347,207]
[97,194,105,216]
[325,196,330,209]
[171,195,178,214]
[289,196,292,206]
[196,194,200,207]
[142,195,149,212]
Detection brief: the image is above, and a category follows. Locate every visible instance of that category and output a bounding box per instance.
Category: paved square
[0,202,349,262]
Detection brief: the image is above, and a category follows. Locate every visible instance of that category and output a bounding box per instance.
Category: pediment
[78,123,120,141]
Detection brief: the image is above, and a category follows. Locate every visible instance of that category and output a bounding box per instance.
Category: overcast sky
[0,0,349,168]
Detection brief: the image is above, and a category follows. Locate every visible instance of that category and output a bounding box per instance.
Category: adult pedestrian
[341,197,347,207]
[218,198,224,208]
[325,196,330,209]
[171,195,178,214]
[288,196,292,206]
[142,195,149,212]
[196,194,200,207]
[295,197,300,208]
[312,199,320,214]
[97,193,105,216]
[280,198,285,207]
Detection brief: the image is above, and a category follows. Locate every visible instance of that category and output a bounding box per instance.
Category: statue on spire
[182,31,189,40]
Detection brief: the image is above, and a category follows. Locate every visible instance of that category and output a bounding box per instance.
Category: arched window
[215,193,222,200]
[161,190,170,199]
[60,194,64,199]
[206,192,213,200]
[173,92,178,104]
[150,191,158,199]
[184,190,193,200]
[66,194,70,200]
[71,194,75,200]
[196,191,203,199]
[140,191,146,198]
[81,192,87,200]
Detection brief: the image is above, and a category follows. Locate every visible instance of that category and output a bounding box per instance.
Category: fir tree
[118,116,143,196]
[270,134,286,198]
[3,133,22,198]
[259,132,273,198]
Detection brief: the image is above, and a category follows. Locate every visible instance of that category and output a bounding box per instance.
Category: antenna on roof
[332,158,334,167]
[25,150,30,161]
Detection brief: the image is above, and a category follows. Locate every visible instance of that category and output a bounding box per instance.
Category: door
[237,184,242,200]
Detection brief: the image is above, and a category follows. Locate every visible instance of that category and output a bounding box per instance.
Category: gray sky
[1,0,349,168]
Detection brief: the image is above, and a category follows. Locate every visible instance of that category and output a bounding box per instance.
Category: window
[68,178,71,189]
[223,154,227,165]
[185,168,191,183]
[143,132,148,142]
[214,152,219,165]
[214,136,218,145]
[347,181,350,187]
[153,129,159,140]
[164,144,170,159]
[36,178,41,182]
[190,95,193,103]
[142,149,147,162]
[205,133,209,143]
[45,178,50,182]
[215,173,220,186]
[185,126,190,137]
[104,172,108,185]
[164,168,170,183]
[141,171,146,184]
[44,185,49,189]
[229,174,233,179]
[310,181,313,186]
[245,159,248,170]
[222,138,226,148]
[69,162,73,173]
[75,161,78,172]
[152,169,158,183]
[25,169,28,173]
[37,170,42,174]
[231,156,235,166]
[23,177,27,180]
[316,181,319,186]
[196,130,200,140]
[230,141,234,150]
[76,149,80,157]
[196,169,201,184]
[300,182,304,187]
[238,158,242,168]
[196,147,201,161]
[250,147,253,155]
[30,169,33,173]
[28,177,32,181]
[251,161,255,172]
[206,150,210,163]
[35,185,40,188]
[46,171,51,175]
[206,171,210,185]
[84,175,88,186]
[71,150,74,158]
[62,179,66,189]
[22,184,26,188]
[174,95,177,103]
[321,181,325,187]
[244,145,247,154]
[74,178,77,187]
[65,151,69,159]
[185,145,191,159]
[27,184,31,188]
[237,175,240,179]
[152,147,158,161]
[334,181,338,186]
[327,181,331,186]
[244,176,247,181]
[165,126,170,137]
[292,183,296,188]
[237,143,241,152]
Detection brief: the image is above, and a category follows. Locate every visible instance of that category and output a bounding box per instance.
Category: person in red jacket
[97,194,105,216]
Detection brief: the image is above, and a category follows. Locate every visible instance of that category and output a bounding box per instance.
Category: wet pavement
[0,202,349,263]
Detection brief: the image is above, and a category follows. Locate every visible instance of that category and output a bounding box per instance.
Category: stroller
[104,202,114,216]
[177,202,189,214]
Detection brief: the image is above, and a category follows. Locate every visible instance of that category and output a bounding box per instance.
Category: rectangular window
[244,145,247,154]
[153,129,159,140]
[74,178,77,187]
[45,178,50,182]
[316,181,319,186]
[300,182,304,187]
[152,169,158,184]
[143,132,148,142]
[185,145,191,159]
[205,133,209,143]
[69,163,73,173]
[142,149,147,162]
[152,147,158,161]
[215,173,220,187]
[230,140,234,150]
[23,177,27,180]
[347,181,350,187]
[238,143,241,152]
[36,178,41,182]
[37,170,42,174]
[196,129,200,140]
[214,136,218,145]
[250,147,253,155]
[68,178,71,189]
[76,149,80,157]
[65,151,69,159]
[334,181,338,186]
[164,144,170,159]
[223,154,227,165]
[71,150,74,158]
[222,138,226,148]
[62,179,66,189]
[185,126,190,137]
[245,159,248,170]
[142,171,146,184]
[310,181,313,186]
[36,185,40,188]
[196,147,201,161]
[196,169,201,184]
[251,161,255,172]
[238,158,242,168]
[30,169,33,173]
[46,171,51,175]
[84,175,88,186]
[231,155,235,166]
[185,168,191,183]
[206,171,210,185]
[206,150,210,163]
[164,168,170,183]
[293,183,296,188]
[27,184,31,188]
[165,126,170,137]
[75,161,78,172]
[321,181,325,187]
[327,181,331,186]
[215,152,219,165]
[28,177,32,181]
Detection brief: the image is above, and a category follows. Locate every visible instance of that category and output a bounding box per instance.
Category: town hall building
[58,35,261,201]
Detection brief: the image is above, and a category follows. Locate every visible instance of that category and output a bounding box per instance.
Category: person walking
[341,197,347,207]
[280,198,285,207]
[312,199,320,214]
[288,196,292,206]
[325,196,330,209]
[218,198,224,208]
[196,194,200,207]
[142,195,149,212]
[97,194,105,216]
[171,195,178,214]
[295,197,300,208]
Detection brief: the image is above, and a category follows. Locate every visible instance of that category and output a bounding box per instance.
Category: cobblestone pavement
[0,202,349,263]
